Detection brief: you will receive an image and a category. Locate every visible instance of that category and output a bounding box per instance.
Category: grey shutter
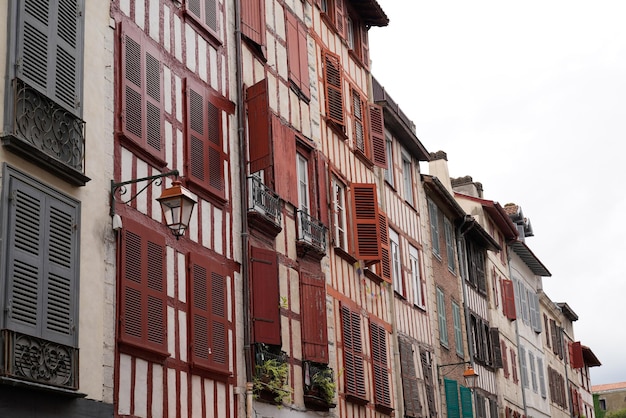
[490,328,503,368]
[5,174,78,347]
[17,0,84,115]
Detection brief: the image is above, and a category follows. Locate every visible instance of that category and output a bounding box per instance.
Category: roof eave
[350,0,389,26]
[510,240,551,277]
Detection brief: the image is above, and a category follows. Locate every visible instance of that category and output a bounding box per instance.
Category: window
[511,348,518,384]
[428,200,440,256]
[352,89,366,154]
[1,165,80,388]
[452,302,463,356]
[444,217,455,272]
[297,153,310,213]
[241,0,265,47]
[301,271,329,363]
[384,132,394,186]
[345,6,369,66]
[390,229,402,295]
[501,279,517,320]
[285,11,310,99]
[331,176,348,250]
[186,77,229,200]
[184,0,218,37]
[120,21,165,161]
[469,313,498,366]
[537,357,547,398]
[466,239,486,294]
[502,340,509,378]
[346,15,354,49]
[341,305,366,402]
[529,352,538,392]
[519,346,528,388]
[370,321,392,410]
[410,246,424,308]
[402,152,413,205]
[399,337,423,417]
[437,288,448,347]
[322,50,344,128]
[250,247,280,345]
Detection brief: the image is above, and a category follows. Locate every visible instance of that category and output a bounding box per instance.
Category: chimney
[451,175,484,198]
[428,151,453,194]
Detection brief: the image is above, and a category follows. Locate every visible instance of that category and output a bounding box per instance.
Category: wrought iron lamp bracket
[110,170,179,216]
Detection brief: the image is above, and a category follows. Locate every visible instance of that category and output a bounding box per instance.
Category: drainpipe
[563,326,574,418]
[508,252,528,416]
[234,0,252,386]
[386,280,404,418]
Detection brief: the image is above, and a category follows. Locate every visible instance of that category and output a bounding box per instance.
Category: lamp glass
[157,181,196,237]
[462,366,479,389]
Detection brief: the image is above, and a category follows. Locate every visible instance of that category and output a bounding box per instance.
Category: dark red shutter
[273,120,298,205]
[241,0,265,46]
[360,24,369,68]
[120,22,165,160]
[246,79,272,173]
[341,305,366,400]
[571,341,584,369]
[378,212,391,282]
[370,322,391,408]
[351,183,381,261]
[286,13,301,89]
[501,340,509,378]
[369,103,386,168]
[120,218,167,355]
[185,0,218,34]
[334,0,345,37]
[301,272,329,363]
[188,253,230,373]
[503,279,516,320]
[323,51,344,126]
[315,151,329,226]
[250,246,280,345]
[297,22,310,98]
[544,314,551,347]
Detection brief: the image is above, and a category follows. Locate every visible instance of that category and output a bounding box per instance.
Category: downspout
[234,0,253,389]
[563,327,574,418]
[508,251,528,416]
[387,280,404,418]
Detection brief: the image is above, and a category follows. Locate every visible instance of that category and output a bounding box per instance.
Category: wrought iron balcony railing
[2,78,89,186]
[248,176,282,225]
[1,329,78,390]
[296,209,327,254]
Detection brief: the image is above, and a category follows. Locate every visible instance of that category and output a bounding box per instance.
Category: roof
[350,0,389,27]
[509,240,551,277]
[454,192,519,240]
[593,382,626,393]
[582,345,601,367]
[557,302,578,321]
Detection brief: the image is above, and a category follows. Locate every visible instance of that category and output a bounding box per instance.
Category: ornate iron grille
[1,329,78,390]
[8,78,85,173]
[296,209,327,253]
[248,176,282,225]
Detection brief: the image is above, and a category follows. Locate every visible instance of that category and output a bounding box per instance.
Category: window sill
[289,80,311,103]
[333,246,356,264]
[354,148,374,168]
[374,403,393,415]
[0,376,86,398]
[348,49,369,70]
[326,118,347,140]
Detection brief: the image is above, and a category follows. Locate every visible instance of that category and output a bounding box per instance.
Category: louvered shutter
[351,183,381,261]
[301,272,329,363]
[532,293,541,333]
[189,253,230,373]
[570,341,584,369]
[460,386,473,418]
[503,279,517,320]
[185,0,218,34]
[550,319,558,354]
[502,340,509,377]
[241,0,265,46]
[121,22,165,160]
[323,51,344,126]
[120,218,167,354]
[17,0,84,116]
[246,79,272,173]
[360,25,369,68]
[490,328,503,368]
[250,246,280,345]
[5,175,79,347]
[370,322,391,408]
[285,12,310,98]
[378,212,391,282]
[315,151,329,226]
[399,337,422,418]
[334,0,345,37]
[544,314,551,347]
[420,350,437,417]
[341,305,366,400]
[444,378,460,418]
[297,22,310,98]
[369,104,387,167]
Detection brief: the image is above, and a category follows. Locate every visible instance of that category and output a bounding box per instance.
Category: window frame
[384,131,394,186]
[390,228,403,296]
[436,288,448,348]
[452,301,463,356]
[401,151,414,205]
[444,217,456,272]
[428,199,440,257]
[331,175,348,251]
[183,0,220,42]
[409,245,425,308]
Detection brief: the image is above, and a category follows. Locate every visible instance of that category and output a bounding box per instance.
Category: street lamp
[110,170,197,239]
[437,361,479,389]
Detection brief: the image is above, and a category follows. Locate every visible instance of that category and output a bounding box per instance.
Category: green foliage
[311,367,336,404]
[607,408,626,418]
[253,357,291,405]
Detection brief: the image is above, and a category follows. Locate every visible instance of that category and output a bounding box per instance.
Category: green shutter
[444,378,461,418]
[460,385,473,418]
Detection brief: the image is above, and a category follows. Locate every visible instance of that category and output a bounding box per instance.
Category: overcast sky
[369,1,626,385]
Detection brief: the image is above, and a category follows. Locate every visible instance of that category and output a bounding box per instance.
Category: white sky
[369,1,626,385]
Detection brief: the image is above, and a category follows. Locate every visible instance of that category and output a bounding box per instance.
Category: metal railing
[248,176,282,225]
[296,209,327,253]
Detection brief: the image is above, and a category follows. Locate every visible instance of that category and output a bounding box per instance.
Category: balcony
[247,176,282,236]
[1,78,90,186]
[296,209,327,259]
[0,329,78,391]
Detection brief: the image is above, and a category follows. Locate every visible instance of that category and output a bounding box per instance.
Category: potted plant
[253,345,291,406]
[304,362,337,410]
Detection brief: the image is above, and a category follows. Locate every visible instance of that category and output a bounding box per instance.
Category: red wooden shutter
[369,103,386,168]
[121,22,165,160]
[273,120,298,205]
[502,279,516,320]
[120,218,167,355]
[315,151,329,226]
[285,12,310,98]
[370,321,391,408]
[301,272,329,363]
[378,212,391,282]
[351,183,381,261]
[571,341,584,369]
[185,0,218,34]
[188,253,230,373]
[250,246,280,345]
[297,22,310,98]
[360,24,369,68]
[246,79,272,173]
[241,0,265,46]
[186,78,225,199]
[341,305,366,400]
[323,51,344,126]
[334,0,345,37]
[501,340,509,378]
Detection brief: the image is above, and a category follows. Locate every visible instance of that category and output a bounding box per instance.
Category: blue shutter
[444,378,460,418]
[460,385,473,418]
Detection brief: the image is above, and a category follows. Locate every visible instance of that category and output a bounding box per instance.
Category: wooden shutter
[341,305,366,400]
[490,328,503,368]
[531,293,541,333]
[188,253,230,373]
[185,0,218,34]
[246,79,272,173]
[460,386,473,418]
[399,337,422,418]
[315,151,329,226]
[351,183,381,261]
[301,272,329,363]
[420,349,437,416]
[5,175,79,347]
[370,322,391,408]
[285,12,310,98]
[273,120,298,205]
[502,279,516,320]
[510,349,518,383]
[360,24,369,68]
[444,378,460,418]
[502,340,509,378]
[250,246,280,345]
[241,0,265,46]
[369,104,387,167]
[550,319,558,354]
[186,78,225,198]
[570,341,584,369]
[378,212,391,282]
[334,0,345,37]
[17,0,84,116]
[544,314,551,348]
[120,218,167,354]
[121,22,165,160]
[323,51,344,126]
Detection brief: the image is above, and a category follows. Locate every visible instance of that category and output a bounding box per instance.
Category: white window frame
[331,176,347,250]
[390,229,402,295]
[297,153,309,213]
[402,151,413,205]
[409,246,424,308]
[384,131,394,186]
